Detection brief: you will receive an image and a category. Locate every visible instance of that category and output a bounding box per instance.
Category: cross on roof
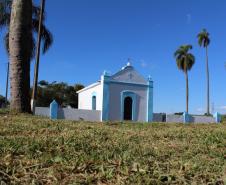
[128,73,133,79]
[127,58,133,66]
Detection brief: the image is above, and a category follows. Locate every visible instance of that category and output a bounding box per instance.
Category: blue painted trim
[101,74,110,121]
[120,91,137,121]
[110,80,150,88]
[146,78,153,122]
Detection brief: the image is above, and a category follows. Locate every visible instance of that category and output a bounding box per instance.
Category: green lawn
[0,113,226,184]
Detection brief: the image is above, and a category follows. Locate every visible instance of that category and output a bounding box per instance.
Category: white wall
[35,107,101,122]
[166,115,183,123]
[108,83,148,122]
[58,108,101,122]
[78,83,103,111]
[191,116,215,123]
[35,107,49,117]
[166,114,216,123]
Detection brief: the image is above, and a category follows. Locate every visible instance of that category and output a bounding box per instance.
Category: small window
[92,96,96,110]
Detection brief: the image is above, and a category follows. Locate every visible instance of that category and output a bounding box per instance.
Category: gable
[110,66,147,84]
[77,82,101,94]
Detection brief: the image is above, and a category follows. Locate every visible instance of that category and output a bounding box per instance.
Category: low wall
[35,107,50,117]
[35,107,101,122]
[35,106,219,123]
[166,114,216,123]
[153,113,166,122]
[166,114,183,123]
[191,115,215,123]
[58,108,101,122]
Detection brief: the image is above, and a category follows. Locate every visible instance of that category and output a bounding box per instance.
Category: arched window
[92,95,96,110]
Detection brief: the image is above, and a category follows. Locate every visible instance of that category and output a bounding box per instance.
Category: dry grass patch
[0,113,226,184]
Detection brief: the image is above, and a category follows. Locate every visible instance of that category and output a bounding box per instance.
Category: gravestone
[214,112,221,123]
[50,100,58,119]
[183,112,190,123]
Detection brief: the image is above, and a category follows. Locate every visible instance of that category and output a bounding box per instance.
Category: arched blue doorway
[121,91,136,121]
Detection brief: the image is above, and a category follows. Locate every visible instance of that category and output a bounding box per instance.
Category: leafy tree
[35,81,84,108]
[39,80,49,86]
[0,95,6,108]
[198,29,211,115]
[174,45,195,113]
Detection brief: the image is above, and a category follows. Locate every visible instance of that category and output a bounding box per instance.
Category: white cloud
[218,106,226,110]
[195,105,226,114]
[140,60,148,68]
[186,14,192,24]
[197,107,204,112]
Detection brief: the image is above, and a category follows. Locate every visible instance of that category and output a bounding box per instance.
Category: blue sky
[0,0,226,114]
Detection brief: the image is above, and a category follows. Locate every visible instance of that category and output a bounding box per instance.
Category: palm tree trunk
[9,0,32,112]
[206,46,210,115]
[185,70,189,113]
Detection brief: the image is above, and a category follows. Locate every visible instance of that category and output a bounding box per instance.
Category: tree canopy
[0,95,6,108]
[174,45,195,73]
[35,81,84,108]
[197,29,210,48]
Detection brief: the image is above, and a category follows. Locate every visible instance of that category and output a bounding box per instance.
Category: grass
[0,113,226,184]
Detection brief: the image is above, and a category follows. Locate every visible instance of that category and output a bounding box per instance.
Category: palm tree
[8,0,32,112]
[0,0,53,112]
[0,0,53,60]
[174,45,195,113]
[197,29,210,115]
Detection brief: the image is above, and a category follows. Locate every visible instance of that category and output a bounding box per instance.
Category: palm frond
[32,4,45,22]
[0,0,53,60]
[176,58,185,71]
[41,26,53,53]
[174,45,195,73]
[4,31,8,53]
[31,36,36,60]
[32,19,53,54]
[204,37,210,47]
[198,35,204,46]
[198,29,210,47]
[0,0,10,29]
[186,53,195,71]
[0,12,10,29]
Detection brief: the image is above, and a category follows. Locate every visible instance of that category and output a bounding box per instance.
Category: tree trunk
[9,0,32,113]
[185,70,189,113]
[206,46,210,115]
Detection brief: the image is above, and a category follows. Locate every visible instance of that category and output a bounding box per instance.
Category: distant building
[77,63,153,122]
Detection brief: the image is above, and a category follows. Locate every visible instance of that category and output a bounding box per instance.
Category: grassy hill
[0,113,225,184]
